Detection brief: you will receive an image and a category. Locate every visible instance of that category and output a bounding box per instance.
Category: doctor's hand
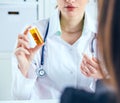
[14,26,43,77]
[80,54,103,79]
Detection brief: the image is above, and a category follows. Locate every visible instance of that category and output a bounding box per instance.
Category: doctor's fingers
[85,62,98,74]
[82,60,103,79]
[92,57,99,64]
[16,26,31,47]
[23,26,31,35]
[15,47,30,56]
[83,55,98,70]
[80,63,91,77]
[81,60,96,74]
[30,44,43,54]
[17,37,30,49]
[18,34,29,42]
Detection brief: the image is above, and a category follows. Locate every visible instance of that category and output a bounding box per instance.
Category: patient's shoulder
[60,87,117,103]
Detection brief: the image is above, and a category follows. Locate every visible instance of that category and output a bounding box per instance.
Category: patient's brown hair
[98,0,120,96]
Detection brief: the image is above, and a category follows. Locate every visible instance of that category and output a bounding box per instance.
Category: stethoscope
[82,33,97,57]
[35,21,96,78]
[36,21,49,78]
[90,33,97,56]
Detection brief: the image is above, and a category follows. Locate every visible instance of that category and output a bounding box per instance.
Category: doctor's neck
[60,12,85,34]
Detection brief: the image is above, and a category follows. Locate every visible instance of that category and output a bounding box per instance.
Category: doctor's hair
[98,0,120,97]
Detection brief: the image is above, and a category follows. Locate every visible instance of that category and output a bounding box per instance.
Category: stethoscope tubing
[36,20,49,77]
[40,21,49,66]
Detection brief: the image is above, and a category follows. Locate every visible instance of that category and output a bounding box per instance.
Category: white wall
[0,53,12,100]
[44,0,57,19]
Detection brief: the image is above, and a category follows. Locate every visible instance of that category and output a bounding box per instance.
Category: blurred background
[0,0,97,100]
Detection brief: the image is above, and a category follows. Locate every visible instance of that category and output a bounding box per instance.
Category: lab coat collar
[82,12,97,36]
[48,9,61,37]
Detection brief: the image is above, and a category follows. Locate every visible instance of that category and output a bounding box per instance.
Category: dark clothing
[60,80,117,103]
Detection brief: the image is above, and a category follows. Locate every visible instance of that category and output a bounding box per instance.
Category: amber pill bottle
[29,27,44,46]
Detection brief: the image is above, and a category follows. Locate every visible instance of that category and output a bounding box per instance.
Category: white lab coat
[12,9,97,100]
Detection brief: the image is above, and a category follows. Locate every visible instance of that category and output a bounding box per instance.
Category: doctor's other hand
[80,54,103,79]
[14,26,43,77]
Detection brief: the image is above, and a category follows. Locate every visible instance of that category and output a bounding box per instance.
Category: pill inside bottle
[29,27,44,46]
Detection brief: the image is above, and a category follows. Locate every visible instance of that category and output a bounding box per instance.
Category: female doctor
[12,0,102,100]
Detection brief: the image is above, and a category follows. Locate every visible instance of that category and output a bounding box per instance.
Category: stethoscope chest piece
[36,66,46,78]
